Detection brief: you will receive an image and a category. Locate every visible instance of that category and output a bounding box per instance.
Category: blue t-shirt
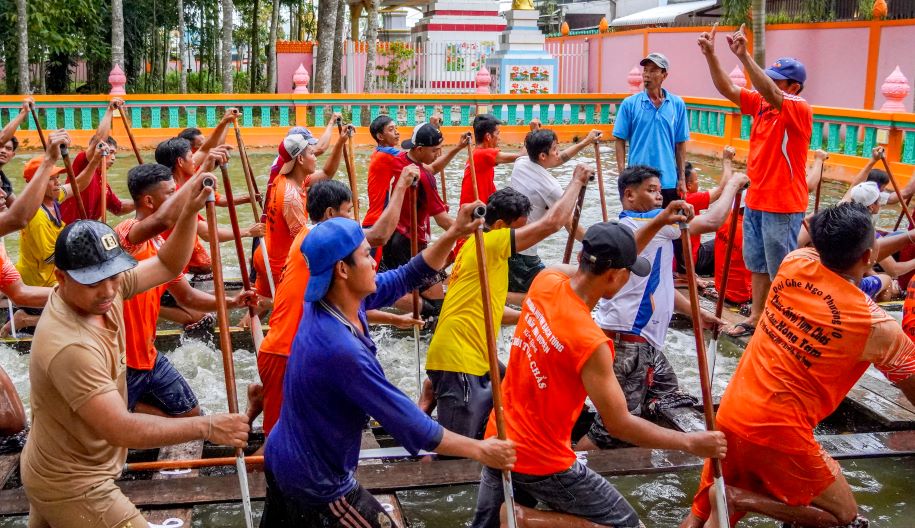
[613,90,690,189]
[264,255,445,505]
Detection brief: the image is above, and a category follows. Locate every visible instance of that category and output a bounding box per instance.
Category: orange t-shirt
[740,89,813,214]
[263,175,307,284]
[259,227,311,357]
[718,248,915,455]
[714,212,752,304]
[115,219,181,370]
[485,270,610,475]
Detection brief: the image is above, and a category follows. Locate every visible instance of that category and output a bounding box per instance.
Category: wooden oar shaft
[233,121,262,213]
[562,185,588,264]
[813,164,823,213]
[119,106,144,164]
[679,225,725,481]
[127,456,264,472]
[712,189,744,340]
[60,146,88,219]
[409,186,420,318]
[99,151,108,224]
[594,143,608,222]
[895,196,913,231]
[883,157,915,228]
[204,200,240,414]
[337,120,361,222]
[219,165,258,320]
[28,104,47,150]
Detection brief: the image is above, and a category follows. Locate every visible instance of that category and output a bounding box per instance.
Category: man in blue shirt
[262,203,516,527]
[614,52,690,206]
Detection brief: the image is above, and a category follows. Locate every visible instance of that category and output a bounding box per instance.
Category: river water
[0,143,911,527]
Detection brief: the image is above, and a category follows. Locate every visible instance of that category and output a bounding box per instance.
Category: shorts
[859,275,883,299]
[690,425,840,526]
[260,471,395,528]
[471,461,640,528]
[258,352,289,436]
[507,253,545,293]
[742,207,804,279]
[126,353,198,415]
[26,478,146,528]
[428,369,498,440]
[379,232,447,289]
[695,239,715,277]
[587,335,679,449]
[187,237,212,274]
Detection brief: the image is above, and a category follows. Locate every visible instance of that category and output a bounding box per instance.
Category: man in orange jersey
[256,172,421,436]
[115,164,256,418]
[682,202,915,528]
[472,213,727,528]
[699,25,813,338]
[252,127,350,298]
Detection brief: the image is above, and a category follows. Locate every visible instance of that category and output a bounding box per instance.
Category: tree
[751,0,765,67]
[222,0,234,91]
[112,0,125,69]
[362,0,379,93]
[178,0,187,92]
[313,0,337,93]
[15,0,29,94]
[331,0,346,93]
[250,0,261,91]
[266,0,281,93]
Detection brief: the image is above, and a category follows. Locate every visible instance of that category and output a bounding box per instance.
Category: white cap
[278,133,317,175]
[849,181,881,207]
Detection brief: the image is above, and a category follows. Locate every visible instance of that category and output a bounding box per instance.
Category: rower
[459,114,525,208]
[471,218,726,528]
[362,115,403,234]
[178,107,245,169]
[21,172,249,527]
[682,202,915,528]
[115,163,256,418]
[0,98,37,207]
[262,204,516,526]
[506,127,601,305]
[579,165,746,450]
[266,123,336,182]
[257,171,421,437]
[424,164,593,439]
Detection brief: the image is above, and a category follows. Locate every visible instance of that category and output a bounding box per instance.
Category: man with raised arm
[472,214,727,528]
[698,24,813,339]
[22,170,249,528]
[262,203,516,527]
[0,98,36,206]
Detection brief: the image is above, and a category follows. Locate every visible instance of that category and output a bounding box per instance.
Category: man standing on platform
[614,52,690,205]
[699,24,813,338]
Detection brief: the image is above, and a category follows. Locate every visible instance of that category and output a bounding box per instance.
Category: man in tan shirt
[22,168,250,528]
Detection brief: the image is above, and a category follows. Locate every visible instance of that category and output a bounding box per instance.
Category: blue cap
[302,217,366,302]
[765,57,806,85]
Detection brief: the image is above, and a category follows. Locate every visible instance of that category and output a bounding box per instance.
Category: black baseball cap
[581,222,651,277]
[402,123,444,149]
[55,220,138,285]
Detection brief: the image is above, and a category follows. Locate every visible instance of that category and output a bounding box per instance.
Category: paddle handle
[219,165,260,321]
[204,199,241,415]
[119,105,144,164]
[28,103,47,151]
[562,184,588,264]
[813,163,823,213]
[60,146,88,220]
[883,156,915,228]
[233,120,262,215]
[594,142,608,222]
[712,188,744,340]
[336,119,361,222]
[99,150,108,224]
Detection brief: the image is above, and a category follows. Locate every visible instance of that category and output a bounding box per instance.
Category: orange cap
[23,156,66,182]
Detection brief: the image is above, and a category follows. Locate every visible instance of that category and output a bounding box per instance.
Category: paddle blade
[502,471,519,528]
[236,455,254,528]
[707,337,718,381]
[249,313,264,352]
[714,476,730,528]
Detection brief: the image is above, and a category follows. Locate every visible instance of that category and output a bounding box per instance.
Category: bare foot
[246,382,264,424]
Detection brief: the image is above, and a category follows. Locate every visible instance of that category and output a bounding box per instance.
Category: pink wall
[596,33,643,93]
[875,25,915,112]
[646,30,734,100]
[277,52,314,94]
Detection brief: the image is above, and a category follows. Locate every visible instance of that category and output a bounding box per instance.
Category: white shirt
[510,156,563,257]
[594,212,679,350]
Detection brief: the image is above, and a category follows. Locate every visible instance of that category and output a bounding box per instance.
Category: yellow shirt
[426,228,514,376]
[16,194,65,287]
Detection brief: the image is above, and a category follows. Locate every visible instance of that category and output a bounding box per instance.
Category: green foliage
[721,0,751,25]
[375,42,415,88]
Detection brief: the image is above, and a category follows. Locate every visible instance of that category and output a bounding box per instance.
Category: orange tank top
[717,248,877,454]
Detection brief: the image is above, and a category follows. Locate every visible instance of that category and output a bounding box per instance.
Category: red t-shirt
[714,212,751,303]
[486,270,610,475]
[460,148,499,206]
[740,89,813,214]
[685,191,710,261]
[60,151,124,223]
[394,153,448,245]
[362,147,402,228]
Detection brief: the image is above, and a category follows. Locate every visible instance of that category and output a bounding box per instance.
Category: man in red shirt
[459,114,524,207]
[699,24,813,339]
[682,146,738,282]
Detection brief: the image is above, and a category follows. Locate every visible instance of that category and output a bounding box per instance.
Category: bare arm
[583,343,726,456]
[697,26,742,106]
[420,203,484,270]
[614,138,627,174]
[432,211,454,232]
[494,150,524,164]
[61,147,103,200]
[310,126,352,183]
[364,166,415,247]
[0,131,69,236]
[195,219,261,242]
[429,133,472,174]
[688,173,749,235]
[514,164,593,253]
[707,146,736,203]
[77,390,247,449]
[806,150,830,193]
[675,141,687,196]
[86,99,123,162]
[315,115,338,156]
[559,130,601,164]
[730,24,784,110]
[0,99,32,148]
[192,109,239,167]
[432,429,516,470]
[167,277,254,312]
[2,281,50,308]
[875,230,915,261]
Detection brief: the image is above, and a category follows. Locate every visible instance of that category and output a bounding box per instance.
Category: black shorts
[428,369,496,440]
[260,472,395,528]
[507,253,545,293]
[379,231,447,289]
[695,239,715,276]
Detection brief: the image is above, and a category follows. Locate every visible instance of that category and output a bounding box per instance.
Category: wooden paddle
[562,183,589,264]
[594,142,608,222]
[60,144,88,219]
[118,104,144,164]
[233,120,275,297]
[706,188,744,380]
[679,219,731,528]
[409,183,422,395]
[27,102,47,151]
[99,145,109,224]
[466,141,519,528]
[219,164,264,352]
[203,179,255,528]
[813,163,823,213]
[883,155,914,229]
[336,117,361,222]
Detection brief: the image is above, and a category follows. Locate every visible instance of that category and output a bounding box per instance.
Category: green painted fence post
[492,104,503,121]
[206,107,216,127]
[600,104,610,124]
[861,127,877,156]
[387,105,398,123]
[740,115,752,140]
[584,104,595,125]
[131,106,143,130]
[315,106,326,127]
[370,105,381,123]
[63,108,75,130]
[242,106,254,127]
[843,125,859,156]
[168,107,180,128]
[46,109,57,130]
[261,106,271,127]
[810,121,824,150]
[424,105,435,122]
[902,131,915,164]
[279,107,290,127]
[826,123,841,153]
[441,105,452,125]
[151,107,162,129]
[186,107,197,128]
[699,111,708,134]
[350,106,361,127]
[569,104,580,125]
[81,108,92,130]
[460,105,470,126]
[406,105,416,126]
[690,110,699,132]
[539,103,549,124]
[523,105,533,124]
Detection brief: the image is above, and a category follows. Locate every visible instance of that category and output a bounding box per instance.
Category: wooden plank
[0,326,262,355]
[143,440,204,526]
[845,386,915,428]
[0,455,18,489]
[361,428,381,449]
[855,372,915,414]
[373,493,406,528]
[1,431,911,515]
[658,406,707,433]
